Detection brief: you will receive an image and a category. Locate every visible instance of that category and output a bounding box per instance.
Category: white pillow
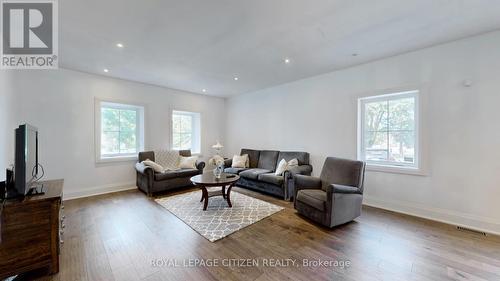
[274,158,299,176]
[287,158,299,168]
[232,154,249,168]
[142,159,165,173]
[275,159,288,176]
[179,156,198,169]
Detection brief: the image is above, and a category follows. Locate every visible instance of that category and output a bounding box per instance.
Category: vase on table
[213,163,224,179]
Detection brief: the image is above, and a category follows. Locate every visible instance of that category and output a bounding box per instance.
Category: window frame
[170,110,201,154]
[358,90,421,173]
[95,99,145,163]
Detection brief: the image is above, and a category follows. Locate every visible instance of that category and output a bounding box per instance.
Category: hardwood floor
[32,187,500,281]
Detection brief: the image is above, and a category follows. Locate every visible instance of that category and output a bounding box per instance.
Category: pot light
[116,43,124,48]
[352,53,358,57]
[234,77,239,81]
[284,58,291,64]
[202,89,207,93]
[103,68,109,73]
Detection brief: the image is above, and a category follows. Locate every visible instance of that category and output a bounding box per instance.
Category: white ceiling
[60,0,500,97]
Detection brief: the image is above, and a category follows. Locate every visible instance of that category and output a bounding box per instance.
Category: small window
[171,110,201,154]
[358,90,419,169]
[95,100,144,162]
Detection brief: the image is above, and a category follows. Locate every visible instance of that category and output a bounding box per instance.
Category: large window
[358,90,419,169]
[95,100,144,162]
[171,110,201,154]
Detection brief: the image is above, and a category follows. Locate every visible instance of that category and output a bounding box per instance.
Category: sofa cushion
[241,149,260,168]
[258,173,284,186]
[257,150,279,171]
[277,151,310,165]
[239,168,271,180]
[224,167,248,174]
[296,189,327,211]
[154,168,199,181]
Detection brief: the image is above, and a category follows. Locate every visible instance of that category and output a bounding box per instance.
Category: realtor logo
[1,0,58,69]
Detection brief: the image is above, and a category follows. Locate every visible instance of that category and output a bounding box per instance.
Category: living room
[1,1,500,280]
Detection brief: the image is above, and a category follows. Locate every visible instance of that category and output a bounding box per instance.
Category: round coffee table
[190,173,240,211]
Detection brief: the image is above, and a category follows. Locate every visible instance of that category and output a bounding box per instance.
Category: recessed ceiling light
[352,53,358,57]
[234,77,239,81]
[284,58,291,64]
[103,68,109,73]
[202,89,207,93]
[116,43,124,48]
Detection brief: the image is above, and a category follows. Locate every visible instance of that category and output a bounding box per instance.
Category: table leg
[222,185,226,199]
[226,183,235,208]
[201,186,209,211]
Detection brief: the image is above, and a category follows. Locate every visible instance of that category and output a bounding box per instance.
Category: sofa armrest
[135,162,153,174]
[325,184,361,197]
[135,162,154,196]
[196,161,206,173]
[285,164,313,178]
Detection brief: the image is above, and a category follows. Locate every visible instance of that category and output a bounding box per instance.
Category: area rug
[155,189,284,242]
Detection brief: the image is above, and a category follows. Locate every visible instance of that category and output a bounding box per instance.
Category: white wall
[0,69,225,199]
[225,31,500,234]
[0,72,14,181]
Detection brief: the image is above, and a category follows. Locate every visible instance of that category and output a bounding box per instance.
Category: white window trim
[94,98,145,163]
[357,89,425,175]
[170,109,202,155]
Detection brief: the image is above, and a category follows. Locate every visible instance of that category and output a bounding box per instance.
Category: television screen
[26,127,38,185]
[14,124,38,196]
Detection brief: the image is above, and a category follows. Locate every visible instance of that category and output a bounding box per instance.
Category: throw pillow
[232,154,249,168]
[275,159,288,176]
[179,156,198,169]
[287,158,299,168]
[274,158,299,176]
[142,159,165,173]
[155,150,180,170]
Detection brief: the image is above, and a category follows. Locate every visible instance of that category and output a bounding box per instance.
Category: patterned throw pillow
[232,154,249,168]
[154,150,180,171]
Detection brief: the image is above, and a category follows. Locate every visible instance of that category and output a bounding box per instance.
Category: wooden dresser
[0,179,64,279]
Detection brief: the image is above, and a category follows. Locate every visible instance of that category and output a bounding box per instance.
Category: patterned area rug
[155,189,284,242]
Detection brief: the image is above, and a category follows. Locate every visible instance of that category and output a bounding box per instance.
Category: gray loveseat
[224,149,312,200]
[135,150,205,196]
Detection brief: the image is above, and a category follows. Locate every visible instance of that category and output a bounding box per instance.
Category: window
[358,90,419,170]
[171,110,201,154]
[95,100,144,162]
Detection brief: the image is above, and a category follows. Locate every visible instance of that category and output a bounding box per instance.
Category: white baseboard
[363,196,500,236]
[63,181,136,201]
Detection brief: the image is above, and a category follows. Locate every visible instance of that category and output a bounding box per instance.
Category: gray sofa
[135,150,205,196]
[224,149,312,200]
[294,157,365,228]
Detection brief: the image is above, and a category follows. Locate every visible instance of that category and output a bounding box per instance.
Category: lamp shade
[212,141,224,150]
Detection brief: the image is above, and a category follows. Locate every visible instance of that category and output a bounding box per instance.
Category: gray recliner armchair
[294,157,366,228]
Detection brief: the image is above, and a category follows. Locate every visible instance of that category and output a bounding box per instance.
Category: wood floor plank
[28,187,500,281]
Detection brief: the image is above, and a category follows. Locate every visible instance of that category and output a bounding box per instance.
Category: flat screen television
[14,124,39,196]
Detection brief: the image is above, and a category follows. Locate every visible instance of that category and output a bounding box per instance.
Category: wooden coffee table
[190,173,240,211]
